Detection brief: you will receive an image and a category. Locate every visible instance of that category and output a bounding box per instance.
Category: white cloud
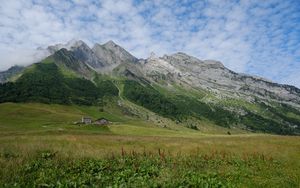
[0,0,299,88]
[0,46,50,69]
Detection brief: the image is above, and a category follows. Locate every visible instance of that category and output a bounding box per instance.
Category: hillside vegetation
[0,103,299,187]
[0,62,118,105]
[122,80,298,135]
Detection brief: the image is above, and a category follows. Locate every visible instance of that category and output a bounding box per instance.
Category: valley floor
[0,103,299,187]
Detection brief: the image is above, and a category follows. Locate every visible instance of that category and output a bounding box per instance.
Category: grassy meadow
[0,103,299,187]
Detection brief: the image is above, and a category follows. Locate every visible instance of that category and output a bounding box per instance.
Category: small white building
[82,117,92,124]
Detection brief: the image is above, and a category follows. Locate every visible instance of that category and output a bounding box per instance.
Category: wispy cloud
[0,0,299,87]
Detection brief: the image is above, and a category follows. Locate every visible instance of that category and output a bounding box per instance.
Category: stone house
[94,118,109,125]
[82,117,92,124]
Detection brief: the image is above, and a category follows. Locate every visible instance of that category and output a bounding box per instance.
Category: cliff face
[139,52,300,107]
[48,40,138,72]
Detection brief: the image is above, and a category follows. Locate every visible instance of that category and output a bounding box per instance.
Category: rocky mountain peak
[203,60,225,69]
[149,52,157,59]
[103,40,117,48]
[69,39,86,48]
[69,40,90,50]
[45,40,140,70]
[162,52,202,64]
[170,52,191,58]
[92,41,138,66]
[47,40,89,54]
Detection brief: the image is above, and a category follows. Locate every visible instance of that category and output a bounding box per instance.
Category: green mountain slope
[120,79,299,135]
[0,62,118,105]
[0,46,300,135]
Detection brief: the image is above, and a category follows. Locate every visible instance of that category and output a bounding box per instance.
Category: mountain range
[0,40,299,135]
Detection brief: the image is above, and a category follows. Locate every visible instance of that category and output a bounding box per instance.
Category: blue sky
[0,0,299,87]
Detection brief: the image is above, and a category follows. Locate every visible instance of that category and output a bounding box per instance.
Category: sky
[0,0,299,87]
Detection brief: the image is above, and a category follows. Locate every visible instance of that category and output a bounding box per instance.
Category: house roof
[96,117,108,121]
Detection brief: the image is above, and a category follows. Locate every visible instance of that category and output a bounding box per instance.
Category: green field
[0,103,300,187]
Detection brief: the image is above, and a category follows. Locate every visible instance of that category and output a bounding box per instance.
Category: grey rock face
[48,40,105,70]
[140,52,300,106]
[70,41,106,69]
[47,40,86,54]
[92,41,138,67]
[52,48,94,78]
[47,40,138,71]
